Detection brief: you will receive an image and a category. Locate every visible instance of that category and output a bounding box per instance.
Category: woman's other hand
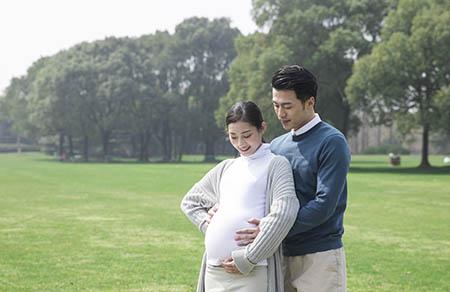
[221,257,241,274]
[204,203,219,229]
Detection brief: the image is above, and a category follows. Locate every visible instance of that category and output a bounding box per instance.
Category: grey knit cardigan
[180,155,299,292]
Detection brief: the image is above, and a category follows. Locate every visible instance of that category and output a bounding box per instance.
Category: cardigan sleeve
[180,160,227,234]
[232,156,299,275]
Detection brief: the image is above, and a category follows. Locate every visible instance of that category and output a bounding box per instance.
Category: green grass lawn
[0,153,449,291]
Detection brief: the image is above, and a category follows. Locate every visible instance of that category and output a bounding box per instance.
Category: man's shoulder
[316,121,345,138]
[317,123,348,148]
[316,123,351,160]
[270,132,291,147]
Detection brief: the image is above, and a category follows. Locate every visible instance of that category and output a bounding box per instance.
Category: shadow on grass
[349,160,387,165]
[31,156,223,165]
[350,166,450,175]
[28,154,450,173]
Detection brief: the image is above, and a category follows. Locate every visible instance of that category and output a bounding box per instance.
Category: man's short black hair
[271,65,318,102]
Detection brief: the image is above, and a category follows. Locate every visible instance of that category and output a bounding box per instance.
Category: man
[234,65,351,291]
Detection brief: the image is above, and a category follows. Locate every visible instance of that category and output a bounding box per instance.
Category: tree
[0,77,31,153]
[215,32,291,139]
[0,77,30,139]
[125,32,172,162]
[0,57,52,153]
[346,0,450,167]
[79,38,130,161]
[26,50,98,159]
[142,31,187,162]
[173,17,240,161]
[51,47,99,161]
[222,0,391,137]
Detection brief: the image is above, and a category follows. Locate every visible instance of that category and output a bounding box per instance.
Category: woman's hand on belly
[221,257,242,274]
[205,211,259,262]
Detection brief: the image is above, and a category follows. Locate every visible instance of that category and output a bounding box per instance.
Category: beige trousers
[205,265,268,292]
[284,248,347,292]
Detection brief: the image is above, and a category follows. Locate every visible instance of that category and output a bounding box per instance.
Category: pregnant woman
[181,101,299,292]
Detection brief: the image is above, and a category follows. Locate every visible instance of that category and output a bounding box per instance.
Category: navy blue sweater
[271,121,351,256]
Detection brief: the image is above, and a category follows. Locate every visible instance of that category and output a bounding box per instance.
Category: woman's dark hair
[225,101,264,129]
[271,64,318,103]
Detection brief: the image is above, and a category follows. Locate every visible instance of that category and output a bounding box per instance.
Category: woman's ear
[260,121,267,135]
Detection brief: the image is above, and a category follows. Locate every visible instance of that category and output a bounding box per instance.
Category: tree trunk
[68,135,74,157]
[101,130,110,162]
[204,137,216,162]
[376,126,382,146]
[59,132,65,161]
[388,126,394,144]
[335,88,350,138]
[362,123,368,152]
[167,130,173,162]
[341,102,350,138]
[419,123,431,168]
[138,132,150,162]
[138,133,144,162]
[353,132,359,154]
[177,133,186,162]
[131,135,138,159]
[83,135,89,162]
[16,136,22,154]
[156,130,170,161]
[162,121,172,161]
[143,131,150,162]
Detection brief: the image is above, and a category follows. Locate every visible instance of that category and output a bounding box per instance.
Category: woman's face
[227,121,266,156]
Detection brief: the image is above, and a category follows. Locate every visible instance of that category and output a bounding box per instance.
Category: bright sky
[0,0,257,94]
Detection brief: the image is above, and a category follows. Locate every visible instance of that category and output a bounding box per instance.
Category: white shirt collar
[291,113,321,136]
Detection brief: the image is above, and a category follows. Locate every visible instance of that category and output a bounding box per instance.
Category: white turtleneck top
[204,143,274,266]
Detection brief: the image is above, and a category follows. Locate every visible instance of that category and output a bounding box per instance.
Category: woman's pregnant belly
[204,207,263,266]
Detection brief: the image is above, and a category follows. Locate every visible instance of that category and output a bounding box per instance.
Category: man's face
[272,88,315,131]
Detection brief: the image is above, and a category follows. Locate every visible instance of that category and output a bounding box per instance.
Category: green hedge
[0,144,40,153]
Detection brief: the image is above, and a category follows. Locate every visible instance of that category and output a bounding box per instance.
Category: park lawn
[0,153,449,291]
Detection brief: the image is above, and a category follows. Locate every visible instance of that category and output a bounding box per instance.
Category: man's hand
[234,218,261,246]
[221,257,241,274]
[204,203,219,229]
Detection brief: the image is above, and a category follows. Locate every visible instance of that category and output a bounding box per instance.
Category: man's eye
[230,137,237,140]
[243,135,251,139]
[284,107,292,110]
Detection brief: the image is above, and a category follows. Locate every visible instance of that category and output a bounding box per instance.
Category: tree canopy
[346,0,450,167]
[218,0,391,138]
[1,2,448,164]
[0,18,239,162]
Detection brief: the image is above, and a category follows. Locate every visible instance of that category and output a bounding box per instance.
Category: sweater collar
[241,143,271,161]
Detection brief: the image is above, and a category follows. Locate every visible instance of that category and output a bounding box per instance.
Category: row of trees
[219,0,449,168]
[217,0,393,137]
[0,18,239,161]
[1,0,449,166]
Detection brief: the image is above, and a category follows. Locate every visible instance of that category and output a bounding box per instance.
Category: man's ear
[307,96,315,109]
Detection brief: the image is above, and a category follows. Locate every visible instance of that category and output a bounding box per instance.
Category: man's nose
[277,108,286,118]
